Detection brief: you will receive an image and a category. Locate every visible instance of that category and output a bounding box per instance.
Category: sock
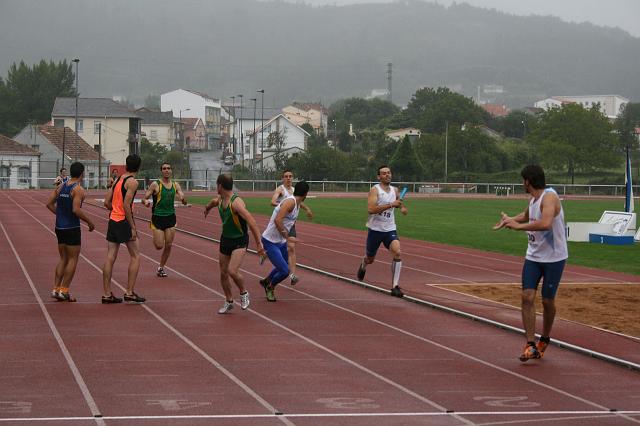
[539,336,550,343]
[391,259,402,287]
[527,341,536,347]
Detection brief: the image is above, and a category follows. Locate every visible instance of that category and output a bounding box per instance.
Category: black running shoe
[357,260,366,281]
[124,292,146,303]
[390,286,404,298]
[259,277,270,289]
[101,293,123,304]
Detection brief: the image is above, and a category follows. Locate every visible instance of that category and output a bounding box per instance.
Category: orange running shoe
[519,342,541,362]
[536,339,549,358]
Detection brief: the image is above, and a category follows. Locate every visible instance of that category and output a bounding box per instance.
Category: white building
[0,134,40,189]
[385,128,421,142]
[246,114,310,170]
[282,102,328,135]
[534,95,629,119]
[160,89,221,150]
[136,108,175,149]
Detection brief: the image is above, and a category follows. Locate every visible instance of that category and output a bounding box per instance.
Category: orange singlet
[109,176,134,222]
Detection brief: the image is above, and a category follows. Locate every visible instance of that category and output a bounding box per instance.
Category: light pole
[230,96,235,159]
[257,89,264,174]
[179,108,190,177]
[444,121,448,183]
[250,97,257,173]
[237,94,244,166]
[72,58,79,161]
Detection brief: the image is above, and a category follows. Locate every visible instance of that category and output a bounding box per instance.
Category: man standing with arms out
[142,162,187,278]
[54,167,68,186]
[261,181,310,302]
[357,165,408,297]
[102,154,145,304]
[496,165,568,362]
[270,170,313,285]
[204,174,266,314]
[46,162,95,302]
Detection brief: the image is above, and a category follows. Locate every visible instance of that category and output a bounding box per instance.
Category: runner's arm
[175,182,188,205]
[204,196,220,218]
[394,187,408,216]
[233,198,266,257]
[367,187,400,214]
[300,201,313,220]
[104,185,114,210]
[123,178,139,239]
[46,187,60,214]
[71,186,95,231]
[142,181,157,206]
[274,198,295,238]
[270,187,283,206]
[505,194,557,231]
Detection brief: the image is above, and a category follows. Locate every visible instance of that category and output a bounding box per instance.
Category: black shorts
[55,227,81,246]
[151,214,176,231]
[219,234,249,256]
[106,219,132,244]
[288,224,297,238]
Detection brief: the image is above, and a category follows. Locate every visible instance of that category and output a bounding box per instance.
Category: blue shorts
[366,229,398,258]
[522,259,566,299]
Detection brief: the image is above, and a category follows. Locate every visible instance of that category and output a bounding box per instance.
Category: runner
[46,162,95,302]
[54,167,68,187]
[142,162,187,277]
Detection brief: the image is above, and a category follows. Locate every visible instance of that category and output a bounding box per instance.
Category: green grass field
[190,195,639,276]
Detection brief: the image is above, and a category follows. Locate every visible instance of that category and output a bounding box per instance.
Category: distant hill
[1,0,638,108]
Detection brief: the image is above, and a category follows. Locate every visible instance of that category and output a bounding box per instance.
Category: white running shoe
[240,292,250,310]
[290,274,299,285]
[218,300,234,314]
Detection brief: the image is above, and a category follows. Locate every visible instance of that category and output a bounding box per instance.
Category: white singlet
[366,184,397,232]
[275,185,293,205]
[525,188,568,263]
[262,195,299,244]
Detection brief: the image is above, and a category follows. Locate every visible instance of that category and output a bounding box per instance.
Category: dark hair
[125,154,142,172]
[377,165,390,174]
[69,162,84,178]
[217,173,234,190]
[293,180,309,197]
[160,162,171,170]
[521,165,546,189]
[282,169,293,177]
[60,167,67,173]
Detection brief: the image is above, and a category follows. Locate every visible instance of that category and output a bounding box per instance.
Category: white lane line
[5,195,295,426]
[0,219,105,426]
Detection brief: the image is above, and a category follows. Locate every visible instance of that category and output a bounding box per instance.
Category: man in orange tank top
[102,154,145,304]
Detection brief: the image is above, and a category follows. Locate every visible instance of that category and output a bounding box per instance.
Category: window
[31,144,39,150]
[54,119,65,128]
[77,119,84,133]
[94,121,102,134]
[150,130,157,141]
[18,167,30,185]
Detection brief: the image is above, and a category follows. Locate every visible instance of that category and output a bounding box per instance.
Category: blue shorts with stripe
[522,259,566,299]
[365,229,398,258]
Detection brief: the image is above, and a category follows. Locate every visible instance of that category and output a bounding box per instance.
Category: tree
[529,103,618,184]
[496,110,538,139]
[389,136,424,181]
[0,59,75,136]
[329,97,400,132]
[144,94,161,110]
[138,137,169,180]
[266,128,288,172]
[615,102,640,148]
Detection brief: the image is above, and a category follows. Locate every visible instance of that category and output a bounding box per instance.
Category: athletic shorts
[55,227,81,246]
[522,259,566,299]
[288,224,297,238]
[151,214,176,231]
[106,219,132,244]
[365,229,399,258]
[219,234,249,256]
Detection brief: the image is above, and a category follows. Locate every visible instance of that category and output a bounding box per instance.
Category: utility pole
[387,62,392,103]
[238,94,244,166]
[257,89,264,174]
[250,97,257,174]
[72,58,79,161]
[98,122,102,188]
[62,127,66,169]
[445,121,448,183]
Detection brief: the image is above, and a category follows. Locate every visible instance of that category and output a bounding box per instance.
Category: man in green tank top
[204,173,265,314]
[143,162,187,277]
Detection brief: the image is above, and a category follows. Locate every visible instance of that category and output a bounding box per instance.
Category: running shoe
[157,267,168,278]
[57,292,77,302]
[218,300,234,314]
[290,274,299,285]
[536,338,550,357]
[519,342,541,362]
[101,293,123,304]
[124,292,146,303]
[265,285,276,302]
[357,260,366,281]
[51,288,60,299]
[240,291,250,310]
[390,286,404,298]
[259,277,271,289]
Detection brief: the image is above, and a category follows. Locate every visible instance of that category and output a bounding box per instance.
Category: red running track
[0,190,638,425]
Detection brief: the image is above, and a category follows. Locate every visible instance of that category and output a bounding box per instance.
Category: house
[248,114,310,170]
[13,125,109,188]
[481,103,510,118]
[534,95,629,119]
[136,108,175,149]
[179,118,207,151]
[0,134,40,189]
[385,128,422,142]
[161,89,221,150]
[282,102,328,135]
[51,97,140,173]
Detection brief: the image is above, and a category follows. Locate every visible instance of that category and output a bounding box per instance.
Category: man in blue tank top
[46,162,95,302]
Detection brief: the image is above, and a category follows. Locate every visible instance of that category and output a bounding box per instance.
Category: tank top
[366,184,397,232]
[262,195,299,244]
[55,181,80,229]
[152,179,176,216]
[109,175,135,222]
[525,188,568,263]
[275,184,293,204]
[218,194,248,239]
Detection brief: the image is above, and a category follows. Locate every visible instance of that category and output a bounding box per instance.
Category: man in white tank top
[495,165,568,362]
[357,165,408,297]
[261,181,310,302]
[270,170,313,285]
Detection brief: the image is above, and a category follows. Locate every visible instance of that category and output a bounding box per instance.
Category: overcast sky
[300,0,640,37]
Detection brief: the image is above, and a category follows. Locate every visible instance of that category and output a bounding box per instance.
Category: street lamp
[179,108,191,180]
[72,58,79,161]
[444,121,448,183]
[257,89,264,174]
[250,97,257,173]
[237,94,244,166]
[230,96,235,159]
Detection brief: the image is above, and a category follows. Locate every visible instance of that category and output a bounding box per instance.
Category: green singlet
[218,194,247,239]
[152,179,176,216]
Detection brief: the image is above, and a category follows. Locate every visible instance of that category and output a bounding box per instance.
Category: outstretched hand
[493,211,510,230]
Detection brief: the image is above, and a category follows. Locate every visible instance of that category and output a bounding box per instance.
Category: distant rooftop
[52,98,139,118]
[38,125,105,162]
[0,134,40,155]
